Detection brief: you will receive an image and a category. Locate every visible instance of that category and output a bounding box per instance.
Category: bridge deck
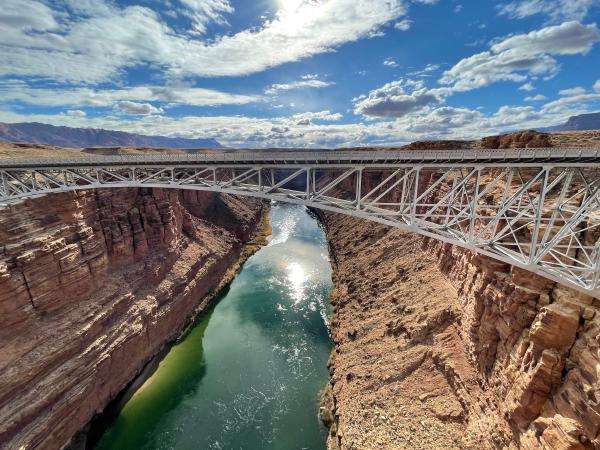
[1,147,600,297]
[1,147,600,168]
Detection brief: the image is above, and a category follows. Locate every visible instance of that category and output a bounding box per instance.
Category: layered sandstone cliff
[321,132,600,449]
[321,213,599,450]
[0,188,267,450]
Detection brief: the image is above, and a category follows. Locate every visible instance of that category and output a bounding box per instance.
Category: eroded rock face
[320,214,486,450]
[0,188,266,450]
[426,239,599,449]
[321,212,599,450]
[480,130,552,149]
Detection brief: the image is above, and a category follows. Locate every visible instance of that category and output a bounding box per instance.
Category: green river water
[94,203,333,450]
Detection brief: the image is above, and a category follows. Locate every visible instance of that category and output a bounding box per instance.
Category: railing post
[31,170,38,192]
[410,167,420,225]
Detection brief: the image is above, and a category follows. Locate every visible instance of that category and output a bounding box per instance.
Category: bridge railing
[1,152,600,297]
[1,147,600,168]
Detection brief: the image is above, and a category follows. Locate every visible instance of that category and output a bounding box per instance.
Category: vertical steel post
[410,168,420,225]
[356,168,363,210]
[0,171,8,198]
[468,168,481,244]
[529,167,549,264]
[258,168,263,192]
[306,168,310,199]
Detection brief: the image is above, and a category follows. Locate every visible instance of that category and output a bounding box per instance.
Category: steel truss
[1,153,600,297]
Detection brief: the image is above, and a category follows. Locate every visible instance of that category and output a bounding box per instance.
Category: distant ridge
[538,112,600,132]
[0,122,223,149]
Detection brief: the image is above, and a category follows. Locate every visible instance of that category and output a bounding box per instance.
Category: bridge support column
[356,168,363,210]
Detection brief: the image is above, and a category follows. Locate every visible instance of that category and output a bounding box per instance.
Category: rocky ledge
[0,188,268,450]
[320,131,600,450]
[321,212,599,449]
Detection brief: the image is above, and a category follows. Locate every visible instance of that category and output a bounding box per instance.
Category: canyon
[1,129,600,449]
[320,131,600,449]
[0,187,267,449]
[321,212,598,449]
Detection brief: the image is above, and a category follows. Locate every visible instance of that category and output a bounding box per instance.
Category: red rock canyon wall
[321,213,599,450]
[0,188,266,450]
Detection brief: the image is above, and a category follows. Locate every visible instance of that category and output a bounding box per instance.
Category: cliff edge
[0,188,267,450]
[321,131,600,449]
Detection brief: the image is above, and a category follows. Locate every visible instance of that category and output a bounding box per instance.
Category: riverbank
[93,202,333,449]
[0,189,267,450]
[319,212,477,449]
[320,213,600,449]
[83,205,272,449]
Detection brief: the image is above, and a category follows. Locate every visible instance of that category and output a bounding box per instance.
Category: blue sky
[1,0,600,147]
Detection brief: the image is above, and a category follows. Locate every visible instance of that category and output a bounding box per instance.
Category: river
[94,203,333,450]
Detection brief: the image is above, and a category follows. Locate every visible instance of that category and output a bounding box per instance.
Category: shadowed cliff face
[0,188,266,450]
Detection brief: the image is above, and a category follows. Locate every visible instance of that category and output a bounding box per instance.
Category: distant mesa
[0,122,223,149]
[539,112,600,132]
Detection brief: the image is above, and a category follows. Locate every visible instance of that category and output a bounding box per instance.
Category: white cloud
[0,81,260,107]
[491,21,599,54]
[384,58,399,67]
[394,19,413,31]
[114,101,163,115]
[0,0,409,83]
[519,82,535,91]
[0,0,59,31]
[368,30,386,38]
[1,95,598,148]
[291,110,344,125]
[439,21,600,92]
[407,63,440,77]
[2,2,599,148]
[399,107,483,134]
[66,110,87,118]
[354,79,443,118]
[497,0,598,23]
[265,77,334,95]
[177,0,234,34]
[454,5,464,12]
[559,86,587,96]
[542,92,600,111]
[525,94,548,101]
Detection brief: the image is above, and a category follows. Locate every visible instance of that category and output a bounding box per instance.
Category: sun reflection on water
[286,262,307,304]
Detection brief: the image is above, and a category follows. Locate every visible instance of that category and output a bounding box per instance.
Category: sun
[277,0,305,12]
[275,0,321,28]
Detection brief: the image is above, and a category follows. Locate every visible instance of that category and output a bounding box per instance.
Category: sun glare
[275,0,321,30]
[277,0,305,12]
[287,262,308,304]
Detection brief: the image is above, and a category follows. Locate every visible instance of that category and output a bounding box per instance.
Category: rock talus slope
[321,131,600,449]
[0,188,267,450]
[322,213,600,449]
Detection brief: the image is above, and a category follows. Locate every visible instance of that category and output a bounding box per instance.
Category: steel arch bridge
[1,148,600,297]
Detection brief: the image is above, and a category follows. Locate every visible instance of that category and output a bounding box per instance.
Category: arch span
[1,149,600,297]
